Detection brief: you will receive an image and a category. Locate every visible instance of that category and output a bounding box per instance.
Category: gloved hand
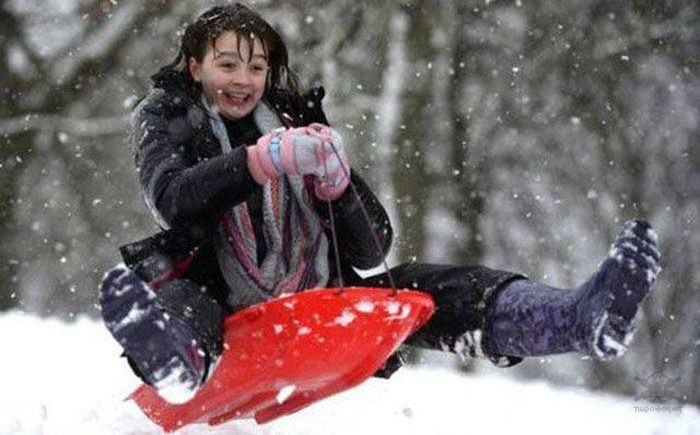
[246,123,350,200]
[306,123,350,201]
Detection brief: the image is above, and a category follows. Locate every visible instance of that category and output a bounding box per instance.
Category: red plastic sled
[129,287,435,432]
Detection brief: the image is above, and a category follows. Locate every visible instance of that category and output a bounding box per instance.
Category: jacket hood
[151,69,197,100]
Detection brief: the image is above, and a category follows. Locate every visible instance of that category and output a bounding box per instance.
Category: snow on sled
[129,286,435,432]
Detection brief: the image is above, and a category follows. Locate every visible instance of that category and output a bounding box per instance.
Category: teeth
[228,95,247,104]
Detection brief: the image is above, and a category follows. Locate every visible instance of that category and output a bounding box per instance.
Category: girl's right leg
[98,265,224,403]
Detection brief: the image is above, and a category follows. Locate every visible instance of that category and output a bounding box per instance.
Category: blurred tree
[472,0,700,404]
[0,0,178,315]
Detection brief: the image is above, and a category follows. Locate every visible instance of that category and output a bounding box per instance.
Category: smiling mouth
[222,91,250,106]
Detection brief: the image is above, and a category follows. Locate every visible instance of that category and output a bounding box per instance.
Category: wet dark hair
[154,3,301,100]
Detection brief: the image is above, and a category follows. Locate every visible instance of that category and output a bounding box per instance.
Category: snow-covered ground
[1,311,698,435]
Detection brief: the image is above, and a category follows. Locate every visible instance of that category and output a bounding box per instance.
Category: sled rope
[325,194,345,291]
[322,141,398,296]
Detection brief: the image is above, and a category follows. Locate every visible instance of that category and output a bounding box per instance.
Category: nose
[229,68,253,87]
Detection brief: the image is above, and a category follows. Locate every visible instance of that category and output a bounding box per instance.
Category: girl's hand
[246,123,350,200]
[305,123,351,201]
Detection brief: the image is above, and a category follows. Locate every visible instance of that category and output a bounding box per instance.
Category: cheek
[253,76,267,96]
[200,72,228,94]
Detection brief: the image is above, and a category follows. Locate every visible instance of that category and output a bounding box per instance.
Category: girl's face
[188,31,268,120]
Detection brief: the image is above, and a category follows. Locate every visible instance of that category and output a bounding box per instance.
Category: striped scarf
[204,98,329,312]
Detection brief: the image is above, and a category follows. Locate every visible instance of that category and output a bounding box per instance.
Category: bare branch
[30,0,176,110]
[0,114,128,136]
[50,3,142,83]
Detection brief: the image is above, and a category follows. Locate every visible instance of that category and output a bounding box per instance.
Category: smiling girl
[189,31,269,119]
[99,3,661,404]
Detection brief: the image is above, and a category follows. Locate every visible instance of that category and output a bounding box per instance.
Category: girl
[99,3,661,404]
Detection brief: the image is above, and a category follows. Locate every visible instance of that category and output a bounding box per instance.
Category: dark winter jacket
[118,70,393,313]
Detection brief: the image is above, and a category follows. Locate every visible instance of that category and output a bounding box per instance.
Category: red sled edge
[129,287,435,432]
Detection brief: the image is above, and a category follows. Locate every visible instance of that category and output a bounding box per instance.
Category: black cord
[322,140,398,296]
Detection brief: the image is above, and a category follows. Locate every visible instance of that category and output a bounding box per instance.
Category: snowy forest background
[1,0,698,406]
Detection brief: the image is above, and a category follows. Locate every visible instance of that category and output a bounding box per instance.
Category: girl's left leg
[351,219,661,369]
[483,219,660,360]
[350,262,527,368]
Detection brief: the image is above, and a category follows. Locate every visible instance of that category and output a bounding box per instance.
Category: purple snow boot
[483,219,661,361]
[99,265,217,403]
[575,219,661,359]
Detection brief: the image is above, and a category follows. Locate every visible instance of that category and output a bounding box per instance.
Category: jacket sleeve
[316,170,393,270]
[132,91,256,229]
